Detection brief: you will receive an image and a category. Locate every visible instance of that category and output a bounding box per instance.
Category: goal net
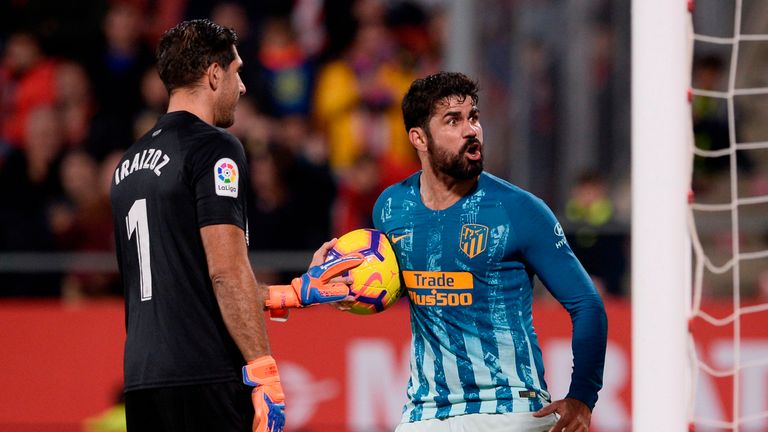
[688,0,768,430]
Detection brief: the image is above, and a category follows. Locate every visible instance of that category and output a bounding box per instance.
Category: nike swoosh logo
[391,233,412,244]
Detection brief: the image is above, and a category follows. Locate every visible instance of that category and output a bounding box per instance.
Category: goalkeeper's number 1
[126,198,153,301]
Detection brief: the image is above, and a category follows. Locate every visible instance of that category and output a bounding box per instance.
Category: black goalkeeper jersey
[111,111,249,391]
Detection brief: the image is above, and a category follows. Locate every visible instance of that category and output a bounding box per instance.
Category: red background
[0,299,766,431]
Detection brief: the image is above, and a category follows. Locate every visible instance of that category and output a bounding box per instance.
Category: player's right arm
[201,223,270,360]
[512,193,607,410]
[191,131,284,432]
[512,194,605,432]
[201,223,285,432]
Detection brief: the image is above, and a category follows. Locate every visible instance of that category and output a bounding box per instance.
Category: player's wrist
[265,284,302,310]
[243,355,280,387]
[564,390,596,411]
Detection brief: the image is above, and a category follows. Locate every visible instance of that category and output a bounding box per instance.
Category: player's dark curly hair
[401,72,479,132]
[157,19,238,92]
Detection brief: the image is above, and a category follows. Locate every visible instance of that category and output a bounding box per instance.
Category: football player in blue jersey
[372,72,608,432]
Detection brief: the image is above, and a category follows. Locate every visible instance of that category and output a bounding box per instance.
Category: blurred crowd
[0,0,443,298]
[0,0,648,299]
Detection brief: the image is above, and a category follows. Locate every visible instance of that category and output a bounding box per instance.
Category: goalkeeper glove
[265,253,363,310]
[243,356,285,432]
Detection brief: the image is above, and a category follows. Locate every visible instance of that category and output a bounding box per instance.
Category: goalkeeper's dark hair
[401,71,479,133]
[157,19,238,92]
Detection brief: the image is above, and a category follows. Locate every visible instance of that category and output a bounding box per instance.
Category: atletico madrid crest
[459,224,488,259]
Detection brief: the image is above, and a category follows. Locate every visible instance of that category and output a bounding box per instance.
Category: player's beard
[214,97,236,128]
[426,133,483,180]
[214,81,239,128]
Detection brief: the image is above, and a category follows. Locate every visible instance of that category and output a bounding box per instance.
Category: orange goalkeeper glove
[243,356,285,432]
[265,253,363,310]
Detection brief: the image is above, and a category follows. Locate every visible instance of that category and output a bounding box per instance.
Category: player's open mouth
[465,142,482,160]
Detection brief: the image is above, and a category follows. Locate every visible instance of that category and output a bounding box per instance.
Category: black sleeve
[188,132,249,230]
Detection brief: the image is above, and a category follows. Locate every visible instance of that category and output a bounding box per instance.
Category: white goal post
[631,0,691,430]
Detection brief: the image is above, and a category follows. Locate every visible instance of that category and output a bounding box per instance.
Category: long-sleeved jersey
[372,172,607,423]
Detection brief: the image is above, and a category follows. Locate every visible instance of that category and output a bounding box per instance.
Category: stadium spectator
[21,106,67,198]
[334,153,384,236]
[692,55,729,180]
[386,0,443,77]
[248,144,301,255]
[247,130,336,255]
[54,151,117,299]
[0,31,58,149]
[231,100,336,261]
[252,16,317,117]
[564,170,627,297]
[691,54,755,189]
[229,95,272,153]
[272,115,337,247]
[274,114,327,165]
[132,66,169,140]
[372,72,607,432]
[86,1,155,158]
[312,0,417,182]
[0,0,105,63]
[209,2,260,97]
[55,60,96,148]
[0,106,66,296]
[142,0,187,46]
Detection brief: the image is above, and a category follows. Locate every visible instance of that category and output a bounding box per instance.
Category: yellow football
[328,228,402,314]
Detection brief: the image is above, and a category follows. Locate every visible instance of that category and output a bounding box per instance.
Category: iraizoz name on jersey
[114,148,171,185]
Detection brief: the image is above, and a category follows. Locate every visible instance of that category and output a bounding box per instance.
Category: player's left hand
[309,237,357,304]
[533,397,591,432]
[243,356,285,432]
[265,253,363,309]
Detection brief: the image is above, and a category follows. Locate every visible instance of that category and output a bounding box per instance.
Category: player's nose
[462,121,478,139]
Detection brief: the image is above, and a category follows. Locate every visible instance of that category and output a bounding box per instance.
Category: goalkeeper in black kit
[111,20,360,432]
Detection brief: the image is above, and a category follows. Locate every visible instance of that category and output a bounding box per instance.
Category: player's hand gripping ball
[328,228,402,314]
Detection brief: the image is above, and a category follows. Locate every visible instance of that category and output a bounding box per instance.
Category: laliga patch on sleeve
[214,158,239,198]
